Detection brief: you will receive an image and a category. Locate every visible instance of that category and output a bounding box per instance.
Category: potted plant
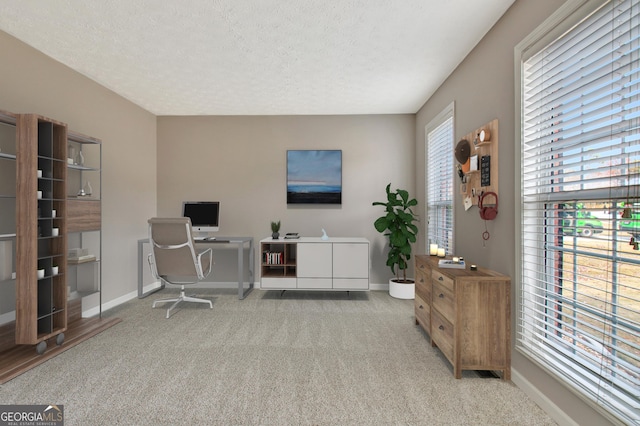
[373,183,419,299]
[271,220,281,239]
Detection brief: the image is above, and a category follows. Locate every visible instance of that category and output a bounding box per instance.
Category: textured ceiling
[0,0,514,116]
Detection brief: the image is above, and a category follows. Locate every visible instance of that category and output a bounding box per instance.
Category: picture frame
[286,150,342,204]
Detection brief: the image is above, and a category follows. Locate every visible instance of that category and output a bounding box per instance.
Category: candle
[437,248,446,257]
[452,256,460,263]
[429,244,438,256]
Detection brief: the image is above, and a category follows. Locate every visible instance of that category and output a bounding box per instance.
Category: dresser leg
[503,368,511,381]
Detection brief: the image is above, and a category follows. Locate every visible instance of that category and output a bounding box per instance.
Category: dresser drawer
[431,269,454,292]
[431,308,454,362]
[415,271,430,301]
[432,278,455,323]
[416,255,430,272]
[414,294,430,331]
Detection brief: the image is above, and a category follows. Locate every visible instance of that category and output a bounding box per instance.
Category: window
[517,1,640,423]
[426,103,454,254]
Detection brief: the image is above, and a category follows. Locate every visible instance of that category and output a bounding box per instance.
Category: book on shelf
[262,251,284,265]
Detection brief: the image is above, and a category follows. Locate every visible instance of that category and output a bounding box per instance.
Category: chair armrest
[196,247,213,279]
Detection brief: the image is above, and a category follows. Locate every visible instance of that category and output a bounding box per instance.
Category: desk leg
[138,238,164,299]
[238,240,254,300]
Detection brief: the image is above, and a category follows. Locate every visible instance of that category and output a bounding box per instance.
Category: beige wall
[0,31,157,305]
[416,0,608,424]
[157,115,416,286]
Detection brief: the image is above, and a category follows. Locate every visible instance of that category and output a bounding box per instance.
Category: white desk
[138,236,254,300]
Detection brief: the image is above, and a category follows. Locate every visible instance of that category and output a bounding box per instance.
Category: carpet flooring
[0,288,557,425]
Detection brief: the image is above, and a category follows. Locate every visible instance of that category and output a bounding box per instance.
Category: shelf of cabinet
[0,153,16,160]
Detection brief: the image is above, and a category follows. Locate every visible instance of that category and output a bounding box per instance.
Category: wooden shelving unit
[0,109,119,380]
[15,114,68,350]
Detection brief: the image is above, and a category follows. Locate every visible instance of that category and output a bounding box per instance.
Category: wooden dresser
[415,255,511,380]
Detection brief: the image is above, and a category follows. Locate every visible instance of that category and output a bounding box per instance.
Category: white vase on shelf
[84,181,92,196]
[68,144,76,164]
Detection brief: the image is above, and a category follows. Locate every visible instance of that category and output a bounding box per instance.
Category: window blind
[520,1,640,424]
[426,108,454,254]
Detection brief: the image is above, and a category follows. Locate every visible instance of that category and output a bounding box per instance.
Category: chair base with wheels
[152,285,213,319]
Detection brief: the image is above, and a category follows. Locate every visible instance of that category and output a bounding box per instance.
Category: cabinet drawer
[297,278,332,289]
[67,200,101,232]
[261,277,297,289]
[431,270,454,292]
[431,308,454,362]
[333,278,369,290]
[432,279,455,323]
[414,294,430,331]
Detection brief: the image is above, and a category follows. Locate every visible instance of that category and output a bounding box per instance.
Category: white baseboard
[369,282,388,291]
[88,280,388,316]
[511,368,578,426]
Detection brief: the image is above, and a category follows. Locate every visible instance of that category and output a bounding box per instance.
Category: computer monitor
[182,201,220,234]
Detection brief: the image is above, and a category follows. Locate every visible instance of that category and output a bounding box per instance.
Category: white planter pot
[389,278,415,299]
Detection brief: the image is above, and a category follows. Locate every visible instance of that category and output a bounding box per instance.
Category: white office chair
[147,217,214,318]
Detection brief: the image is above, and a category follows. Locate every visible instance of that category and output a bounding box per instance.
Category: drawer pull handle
[438,276,443,281]
[439,325,444,330]
[438,293,444,298]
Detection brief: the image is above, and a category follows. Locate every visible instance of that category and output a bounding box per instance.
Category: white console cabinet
[260,237,369,291]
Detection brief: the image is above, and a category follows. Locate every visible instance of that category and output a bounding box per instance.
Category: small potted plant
[271,220,281,239]
[372,183,419,299]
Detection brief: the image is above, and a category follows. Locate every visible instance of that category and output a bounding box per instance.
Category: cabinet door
[333,243,368,278]
[297,243,332,278]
